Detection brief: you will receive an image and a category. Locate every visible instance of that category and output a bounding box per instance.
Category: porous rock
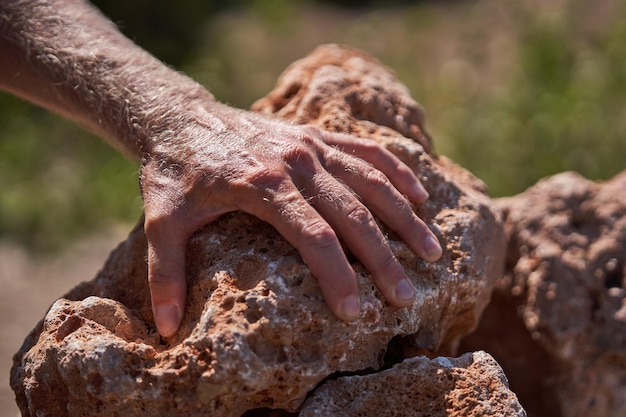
[461,171,626,417]
[12,44,505,416]
[300,351,526,417]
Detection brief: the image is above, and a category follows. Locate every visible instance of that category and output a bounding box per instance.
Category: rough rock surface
[461,171,626,417]
[12,44,506,416]
[300,351,526,417]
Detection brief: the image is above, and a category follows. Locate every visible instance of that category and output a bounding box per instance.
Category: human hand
[0,0,440,338]
[141,103,442,337]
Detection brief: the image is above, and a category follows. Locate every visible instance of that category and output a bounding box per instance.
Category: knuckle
[345,204,375,228]
[300,220,338,250]
[285,142,314,160]
[148,271,173,285]
[364,168,392,190]
[243,168,287,191]
[396,195,413,213]
[300,125,324,142]
[282,144,319,174]
[366,235,398,274]
[241,147,320,189]
[378,251,399,271]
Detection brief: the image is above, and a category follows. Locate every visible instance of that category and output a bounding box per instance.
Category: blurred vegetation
[1,0,624,253]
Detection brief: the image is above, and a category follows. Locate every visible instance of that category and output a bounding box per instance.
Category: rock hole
[570,209,590,230]
[291,274,303,287]
[283,83,301,100]
[221,296,235,311]
[172,354,187,370]
[382,336,405,369]
[55,315,83,342]
[604,258,623,289]
[245,308,262,324]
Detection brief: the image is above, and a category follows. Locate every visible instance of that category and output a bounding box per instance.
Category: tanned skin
[0,0,442,337]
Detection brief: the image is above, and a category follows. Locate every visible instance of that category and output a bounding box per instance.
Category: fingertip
[394,279,416,306]
[337,295,361,321]
[146,230,188,338]
[154,304,182,338]
[423,234,443,262]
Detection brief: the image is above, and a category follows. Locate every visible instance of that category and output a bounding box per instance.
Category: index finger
[144,213,189,338]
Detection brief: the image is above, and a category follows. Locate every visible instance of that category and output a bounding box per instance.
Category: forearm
[0,0,214,159]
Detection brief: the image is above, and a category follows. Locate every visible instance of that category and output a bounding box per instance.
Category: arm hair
[0,0,215,159]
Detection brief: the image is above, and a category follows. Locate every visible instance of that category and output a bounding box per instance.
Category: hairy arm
[0,0,442,337]
[0,0,213,158]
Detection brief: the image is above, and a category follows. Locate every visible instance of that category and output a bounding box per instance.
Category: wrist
[116,72,216,158]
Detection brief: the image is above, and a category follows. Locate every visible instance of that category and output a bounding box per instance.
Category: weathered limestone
[461,171,626,417]
[300,351,526,417]
[11,45,508,416]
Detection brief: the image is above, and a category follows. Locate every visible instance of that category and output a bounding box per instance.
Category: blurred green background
[1,0,625,253]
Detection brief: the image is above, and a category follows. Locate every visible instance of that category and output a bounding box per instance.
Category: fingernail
[339,295,361,321]
[394,279,416,304]
[424,235,442,260]
[155,304,180,337]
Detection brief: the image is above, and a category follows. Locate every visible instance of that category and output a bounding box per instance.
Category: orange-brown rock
[461,171,626,417]
[300,351,526,417]
[11,45,507,416]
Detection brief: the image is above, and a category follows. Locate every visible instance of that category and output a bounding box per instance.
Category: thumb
[145,218,188,338]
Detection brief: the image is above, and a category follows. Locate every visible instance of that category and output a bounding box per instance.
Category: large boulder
[11,45,507,416]
[461,171,626,417]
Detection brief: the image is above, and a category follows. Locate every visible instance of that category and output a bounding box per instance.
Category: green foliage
[0,94,140,252]
[185,0,626,198]
[1,0,625,253]
[434,1,626,196]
